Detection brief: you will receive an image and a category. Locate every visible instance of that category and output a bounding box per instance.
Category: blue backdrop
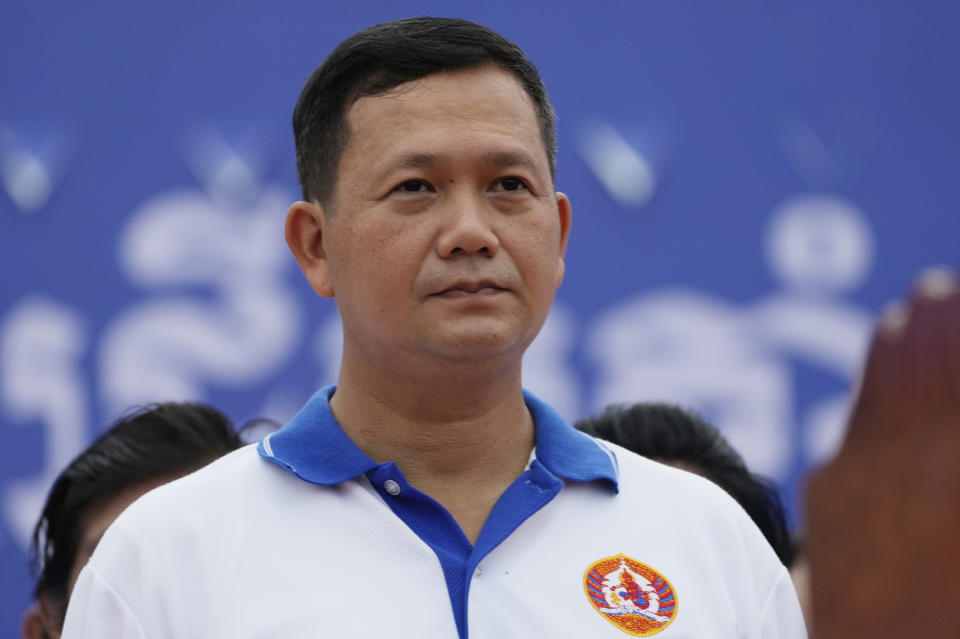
[2,1,958,630]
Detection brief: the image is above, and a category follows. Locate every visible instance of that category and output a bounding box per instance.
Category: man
[62,18,806,638]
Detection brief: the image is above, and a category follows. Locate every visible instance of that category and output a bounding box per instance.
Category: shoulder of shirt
[602,438,792,589]
[596,438,770,541]
[602,438,795,613]
[103,443,286,535]
[595,438,732,498]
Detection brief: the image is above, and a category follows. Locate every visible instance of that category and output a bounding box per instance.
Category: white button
[384,479,401,496]
[475,565,483,577]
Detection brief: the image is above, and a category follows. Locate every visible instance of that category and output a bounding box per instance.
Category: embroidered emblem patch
[584,554,678,636]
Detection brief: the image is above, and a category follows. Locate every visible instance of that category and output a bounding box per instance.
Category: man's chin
[417,325,532,364]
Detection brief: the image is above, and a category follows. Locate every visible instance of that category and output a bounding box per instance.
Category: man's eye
[496,177,527,192]
[395,180,432,193]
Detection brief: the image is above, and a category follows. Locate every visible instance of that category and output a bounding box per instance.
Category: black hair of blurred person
[27,402,245,635]
[576,403,796,568]
[293,16,557,204]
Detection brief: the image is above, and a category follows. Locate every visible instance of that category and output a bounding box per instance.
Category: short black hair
[293,16,557,204]
[576,403,796,567]
[30,402,243,628]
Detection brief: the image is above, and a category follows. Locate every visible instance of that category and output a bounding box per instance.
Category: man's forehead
[341,67,547,167]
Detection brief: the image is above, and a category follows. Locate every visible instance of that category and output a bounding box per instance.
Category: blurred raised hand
[807,266,960,638]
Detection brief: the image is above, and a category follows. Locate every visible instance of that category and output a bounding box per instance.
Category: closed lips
[434,280,506,296]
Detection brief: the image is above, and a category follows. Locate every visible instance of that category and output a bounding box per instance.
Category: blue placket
[366,458,564,639]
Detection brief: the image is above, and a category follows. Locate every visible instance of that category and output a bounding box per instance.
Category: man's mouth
[433,280,507,298]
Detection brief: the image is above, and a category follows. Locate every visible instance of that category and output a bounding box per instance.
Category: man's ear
[554,192,572,287]
[285,201,335,298]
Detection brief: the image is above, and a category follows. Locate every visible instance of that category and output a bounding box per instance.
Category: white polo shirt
[63,386,806,638]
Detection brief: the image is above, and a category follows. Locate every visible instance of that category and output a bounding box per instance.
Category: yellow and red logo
[584,554,678,636]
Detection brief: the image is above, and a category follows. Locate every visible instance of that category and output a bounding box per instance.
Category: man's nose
[435,196,500,258]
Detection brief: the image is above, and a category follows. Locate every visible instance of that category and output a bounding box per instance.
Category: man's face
[305,65,570,368]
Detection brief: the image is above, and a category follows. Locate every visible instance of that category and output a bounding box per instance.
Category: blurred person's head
[21,402,244,638]
[576,403,796,568]
[293,16,557,205]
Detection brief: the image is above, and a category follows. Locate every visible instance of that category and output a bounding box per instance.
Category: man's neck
[330,354,535,544]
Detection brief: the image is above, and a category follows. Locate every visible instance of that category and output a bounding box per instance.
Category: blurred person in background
[20,402,244,639]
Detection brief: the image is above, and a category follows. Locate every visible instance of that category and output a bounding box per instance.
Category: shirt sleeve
[62,562,148,639]
[760,567,809,639]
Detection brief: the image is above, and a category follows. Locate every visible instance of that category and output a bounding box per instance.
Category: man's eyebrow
[395,153,441,169]
[481,151,541,172]
[390,151,542,172]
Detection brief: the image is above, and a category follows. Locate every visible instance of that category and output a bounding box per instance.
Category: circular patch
[584,554,678,636]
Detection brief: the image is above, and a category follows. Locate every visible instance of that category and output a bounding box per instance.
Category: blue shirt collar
[258,385,618,489]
